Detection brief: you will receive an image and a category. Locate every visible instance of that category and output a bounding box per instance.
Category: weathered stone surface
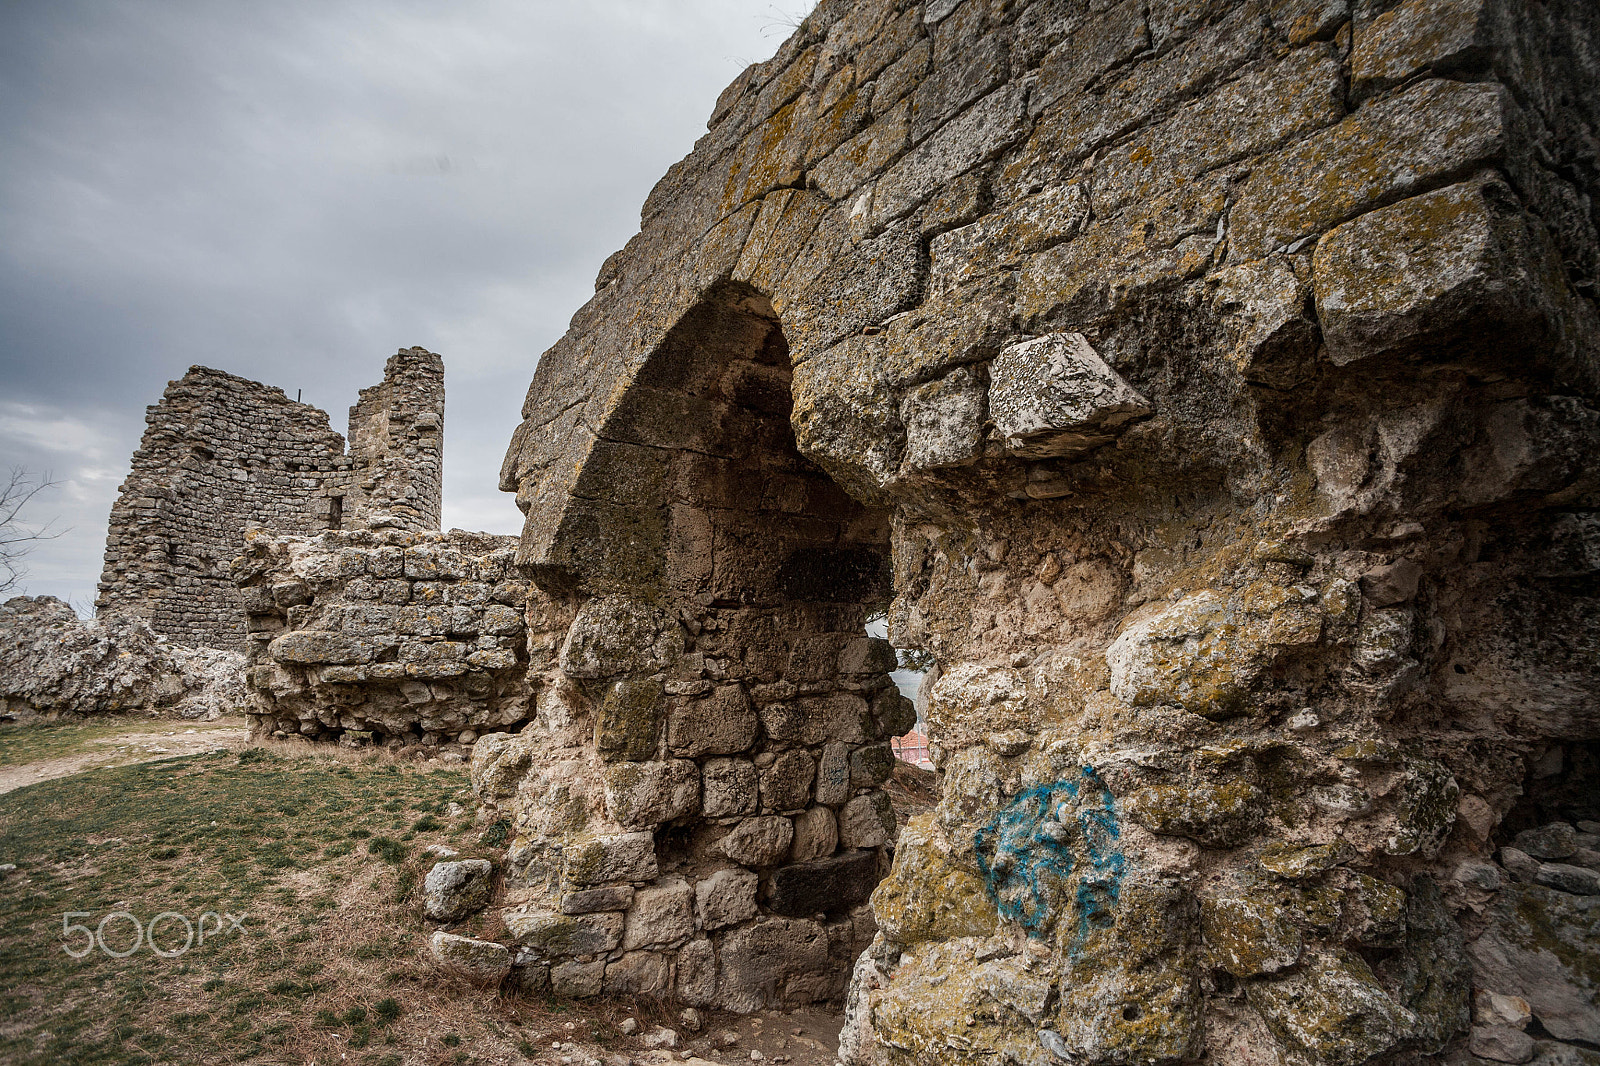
[1515,823,1580,861]
[558,595,682,679]
[695,867,759,931]
[898,367,985,473]
[1472,1025,1537,1064]
[1230,79,1512,259]
[988,333,1153,459]
[790,804,839,862]
[839,792,895,849]
[564,832,658,885]
[0,597,246,719]
[423,859,493,922]
[603,759,699,827]
[768,850,879,918]
[484,0,1600,1051]
[429,931,510,985]
[561,885,633,915]
[869,84,1028,229]
[702,756,759,818]
[874,817,990,944]
[621,879,694,951]
[1248,950,1417,1066]
[815,742,852,807]
[678,937,717,1006]
[759,748,815,811]
[1313,177,1573,372]
[717,816,794,867]
[1351,0,1495,100]
[550,958,604,997]
[605,951,671,996]
[1201,889,1302,975]
[668,683,757,757]
[503,907,623,956]
[596,676,665,762]
[714,916,833,1012]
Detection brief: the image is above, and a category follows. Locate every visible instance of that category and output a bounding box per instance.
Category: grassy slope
[0,747,603,1065]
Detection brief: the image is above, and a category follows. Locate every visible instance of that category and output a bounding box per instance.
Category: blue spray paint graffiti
[973,766,1126,944]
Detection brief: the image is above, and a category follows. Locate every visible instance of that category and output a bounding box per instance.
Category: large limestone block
[926,663,1033,754]
[702,757,758,817]
[621,879,694,951]
[667,683,757,757]
[869,84,1028,229]
[1467,883,1600,1045]
[768,850,880,918]
[840,792,896,849]
[695,867,759,930]
[423,859,494,922]
[989,333,1152,459]
[603,759,699,828]
[1351,0,1495,99]
[429,931,510,985]
[717,815,794,867]
[871,815,993,946]
[503,907,623,956]
[1229,79,1512,259]
[790,805,839,862]
[782,218,927,357]
[1312,177,1569,372]
[563,832,658,885]
[1247,950,1419,1066]
[603,950,671,996]
[1106,582,1330,719]
[557,595,683,679]
[268,630,381,665]
[759,748,815,811]
[1200,888,1303,976]
[595,676,664,762]
[714,916,833,1012]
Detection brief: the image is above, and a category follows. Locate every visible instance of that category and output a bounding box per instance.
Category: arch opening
[545,280,917,1011]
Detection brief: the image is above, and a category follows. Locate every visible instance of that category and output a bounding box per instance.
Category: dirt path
[0,720,248,794]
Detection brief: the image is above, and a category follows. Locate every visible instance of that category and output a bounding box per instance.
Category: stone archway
[483,281,914,1009]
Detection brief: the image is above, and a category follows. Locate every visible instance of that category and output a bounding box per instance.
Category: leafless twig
[0,466,68,594]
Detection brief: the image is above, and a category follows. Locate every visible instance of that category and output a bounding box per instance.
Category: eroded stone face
[484,0,1600,1056]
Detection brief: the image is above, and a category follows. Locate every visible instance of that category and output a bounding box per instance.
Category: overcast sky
[0,0,814,613]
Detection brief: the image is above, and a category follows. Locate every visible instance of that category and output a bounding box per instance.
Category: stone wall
[497,0,1600,1062]
[0,595,246,720]
[233,528,531,753]
[97,348,444,649]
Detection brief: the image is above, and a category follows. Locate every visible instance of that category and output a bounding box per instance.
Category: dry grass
[0,725,930,1065]
[0,742,633,1064]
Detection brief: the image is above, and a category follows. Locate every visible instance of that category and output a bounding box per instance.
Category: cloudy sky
[0,0,813,612]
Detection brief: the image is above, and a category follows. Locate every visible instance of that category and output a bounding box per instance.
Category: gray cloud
[0,0,812,611]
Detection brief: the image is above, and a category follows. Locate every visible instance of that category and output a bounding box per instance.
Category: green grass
[0,747,487,1064]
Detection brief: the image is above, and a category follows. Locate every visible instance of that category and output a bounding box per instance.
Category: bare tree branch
[0,467,68,594]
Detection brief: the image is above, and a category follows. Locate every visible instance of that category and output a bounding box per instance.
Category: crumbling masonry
[96,348,444,649]
[474,0,1600,1062]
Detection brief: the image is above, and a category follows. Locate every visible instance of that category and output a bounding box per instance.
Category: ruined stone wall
[466,283,911,1009]
[97,348,445,649]
[0,595,246,720]
[232,528,531,752]
[345,348,445,531]
[497,0,1600,1061]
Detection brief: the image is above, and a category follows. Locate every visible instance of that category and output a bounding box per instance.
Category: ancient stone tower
[97,348,443,648]
[481,0,1600,1062]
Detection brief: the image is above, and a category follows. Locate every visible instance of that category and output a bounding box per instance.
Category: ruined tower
[486,0,1600,1062]
[96,348,444,648]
